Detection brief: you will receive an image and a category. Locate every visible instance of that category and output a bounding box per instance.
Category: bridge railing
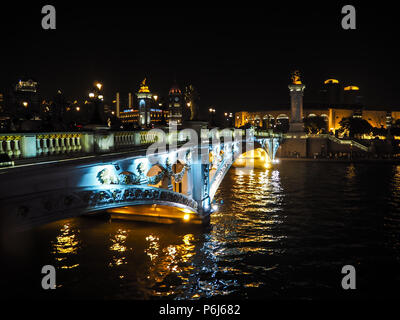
[302,133,370,152]
[0,129,191,160]
[0,128,279,161]
[0,132,85,159]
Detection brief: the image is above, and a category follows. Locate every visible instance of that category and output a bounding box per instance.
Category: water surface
[2,162,400,299]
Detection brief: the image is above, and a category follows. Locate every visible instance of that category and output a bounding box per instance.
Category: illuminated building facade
[235,78,400,134]
[168,82,183,126]
[13,79,40,114]
[119,79,164,127]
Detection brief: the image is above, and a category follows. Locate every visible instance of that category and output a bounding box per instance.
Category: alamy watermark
[41,265,56,290]
[41,5,56,30]
[341,265,356,290]
[145,125,257,168]
[342,5,356,30]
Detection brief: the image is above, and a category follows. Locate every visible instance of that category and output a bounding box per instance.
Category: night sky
[1,2,399,117]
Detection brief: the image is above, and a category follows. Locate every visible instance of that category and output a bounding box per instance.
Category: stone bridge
[0,128,281,233]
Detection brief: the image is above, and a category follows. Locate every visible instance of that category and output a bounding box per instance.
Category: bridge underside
[0,185,201,233]
[208,138,280,201]
[107,204,202,225]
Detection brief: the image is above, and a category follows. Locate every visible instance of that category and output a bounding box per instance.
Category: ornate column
[288,70,306,133]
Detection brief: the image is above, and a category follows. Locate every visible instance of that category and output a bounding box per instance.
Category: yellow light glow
[89,92,95,98]
[108,205,199,224]
[324,79,339,84]
[153,95,158,101]
[76,107,80,111]
[344,86,359,91]
[139,78,150,93]
[233,148,271,169]
[96,82,102,90]
[22,101,28,107]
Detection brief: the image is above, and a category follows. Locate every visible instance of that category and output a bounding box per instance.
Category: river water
[1,161,400,300]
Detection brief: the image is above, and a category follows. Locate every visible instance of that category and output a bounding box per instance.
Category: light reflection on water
[52,223,81,270]
[2,162,400,299]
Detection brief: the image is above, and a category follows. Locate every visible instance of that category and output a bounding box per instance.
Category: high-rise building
[13,78,40,116]
[322,79,341,106]
[168,82,183,126]
[343,85,362,105]
[119,79,163,127]
[137,78,154,127]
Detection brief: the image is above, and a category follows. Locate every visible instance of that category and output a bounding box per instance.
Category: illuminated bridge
[0,128,281,233]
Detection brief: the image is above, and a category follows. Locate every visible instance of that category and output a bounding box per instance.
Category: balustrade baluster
[54,137,61,154]
[66,136,72,153]
[42,138,49,156]
[60,137,66,154]
[13,139,21,158]
[48,138,55,155]
[71,136,76,152]
[5,139,13,158]
[0,139,4,154]
[76,136,82,152]
[36,137,43,156]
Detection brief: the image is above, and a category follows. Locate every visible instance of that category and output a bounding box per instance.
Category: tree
[303,116,327,134]
[338,117,373,138]
[274,119,289,133]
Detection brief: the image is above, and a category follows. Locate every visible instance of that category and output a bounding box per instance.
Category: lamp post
[85,81,108,129]
[209,107,216,127]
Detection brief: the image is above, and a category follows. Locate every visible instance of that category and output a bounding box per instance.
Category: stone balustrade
[0,132,84,159]
[0,135,22,159]
[0,129,276,161]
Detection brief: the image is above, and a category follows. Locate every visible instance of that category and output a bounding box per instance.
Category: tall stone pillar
[191,145,211,217]
[288,71,306,133]
[116,92,120,118]
[128,92,132,109]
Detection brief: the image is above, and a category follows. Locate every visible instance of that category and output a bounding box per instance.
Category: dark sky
[1,2,400,117]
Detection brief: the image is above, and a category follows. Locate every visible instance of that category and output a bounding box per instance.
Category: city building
[168,82,184,126]
[119,79,164,127]
[235,78,400,134]
[11,78,41,116]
